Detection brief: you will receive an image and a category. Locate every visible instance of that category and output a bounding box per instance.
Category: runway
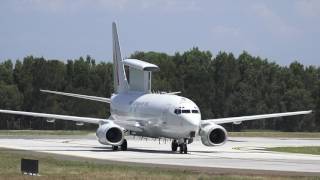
[0,134,320,175]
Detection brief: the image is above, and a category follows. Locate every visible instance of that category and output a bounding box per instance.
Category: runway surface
[0,134,320,174]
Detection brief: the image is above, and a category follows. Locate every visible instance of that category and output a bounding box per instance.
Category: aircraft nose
[184,116,201,128]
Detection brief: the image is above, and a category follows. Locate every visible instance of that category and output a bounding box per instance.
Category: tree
[0,49,318,131]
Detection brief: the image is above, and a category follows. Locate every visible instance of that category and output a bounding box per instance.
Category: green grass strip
[229,131,320,138]
[266,146,320,155]
[0,149,316,180]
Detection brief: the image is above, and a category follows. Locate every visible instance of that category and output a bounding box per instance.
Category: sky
[0,0,319,65]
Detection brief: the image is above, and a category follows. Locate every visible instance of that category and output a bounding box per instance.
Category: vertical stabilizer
[112,22,128,93]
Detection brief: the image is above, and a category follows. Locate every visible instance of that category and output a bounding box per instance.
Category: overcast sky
[0,0,319,65]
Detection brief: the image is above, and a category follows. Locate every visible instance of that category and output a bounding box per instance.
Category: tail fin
[112,22,128,93]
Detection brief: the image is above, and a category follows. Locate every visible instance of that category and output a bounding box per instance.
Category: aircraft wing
[40,89,111,103]
[0,109,106,124]
[202,110,312,125]
[0,109,145,132]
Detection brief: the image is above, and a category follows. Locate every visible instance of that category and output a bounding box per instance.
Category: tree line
[0,48,319,131]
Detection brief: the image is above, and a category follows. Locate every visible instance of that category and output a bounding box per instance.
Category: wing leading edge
[202,110,312,125]
[0,109,145,133]
[0,109,105,124]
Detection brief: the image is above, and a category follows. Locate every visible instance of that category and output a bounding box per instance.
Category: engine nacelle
[96,122,124,146]
[199,124,228,146]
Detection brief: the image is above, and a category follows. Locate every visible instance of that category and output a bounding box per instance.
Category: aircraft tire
[112,145,118,151]
[183,144,188,154]
[179,144,183,154]
[121,139,128,151]
[171,140,178,151]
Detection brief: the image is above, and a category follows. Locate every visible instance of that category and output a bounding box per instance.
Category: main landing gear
[171,140,178,151]
[112,139,127,151]
[171,139,188,154]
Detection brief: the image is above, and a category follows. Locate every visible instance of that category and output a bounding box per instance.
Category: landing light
[46,119,55,123]
[76,122,84,126]
[233,121,242,125]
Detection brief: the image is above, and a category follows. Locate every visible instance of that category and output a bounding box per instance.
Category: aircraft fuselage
[110,92,201,139]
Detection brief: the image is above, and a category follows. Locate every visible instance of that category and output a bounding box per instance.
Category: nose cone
[177,98,201,132]
[183,114,201,129]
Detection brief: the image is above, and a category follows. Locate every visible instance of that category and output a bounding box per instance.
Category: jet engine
[96,123,124,146]
[200,124,227,146]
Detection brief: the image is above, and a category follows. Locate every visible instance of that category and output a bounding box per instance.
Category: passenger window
[182,110,190,113]
[174,109,181,114]
[192,110,199,113]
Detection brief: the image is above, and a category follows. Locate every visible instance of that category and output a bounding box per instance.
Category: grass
[266,146,320,155]
[229,130,320,138]
[0,149,317,180]
[0,130,92,136]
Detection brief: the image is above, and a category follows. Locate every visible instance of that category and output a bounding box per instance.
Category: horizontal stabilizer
[164,91,181,95]
[40,90,111,103]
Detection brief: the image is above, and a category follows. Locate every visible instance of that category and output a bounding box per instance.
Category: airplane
[0,22,312,154]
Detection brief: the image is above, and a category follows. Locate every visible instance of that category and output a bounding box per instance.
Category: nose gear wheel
[179,143,188,154]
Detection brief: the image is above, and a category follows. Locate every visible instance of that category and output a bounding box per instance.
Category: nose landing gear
[179,143,188,154]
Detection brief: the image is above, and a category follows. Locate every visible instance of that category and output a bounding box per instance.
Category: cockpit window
[174,109,181,114]
[192,110,199,113]
[175,109,195,114]
[182,110,191,113]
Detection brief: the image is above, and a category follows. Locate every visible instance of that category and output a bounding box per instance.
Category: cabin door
[162,105,171,127]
